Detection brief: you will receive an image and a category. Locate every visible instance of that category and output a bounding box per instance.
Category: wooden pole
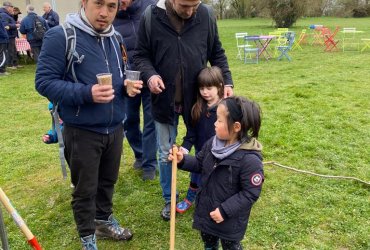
[170,146,178,250]
[0,188,42,250]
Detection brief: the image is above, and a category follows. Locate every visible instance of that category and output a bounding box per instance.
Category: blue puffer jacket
[20,12,49,47]
[35,26,127,134]
[0,7,17,38]
[113,0,155,66]
[0,20,8,44]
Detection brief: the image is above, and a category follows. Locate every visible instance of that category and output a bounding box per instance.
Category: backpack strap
[51,104,67,179]
[50,22,82,179]
[113,31,129,71]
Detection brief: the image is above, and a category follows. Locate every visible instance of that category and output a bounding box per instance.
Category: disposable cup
[125,70,141,95]
[96,73,112,85]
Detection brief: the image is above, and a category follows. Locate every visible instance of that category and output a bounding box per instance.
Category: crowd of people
[4,0,266,249]
[0,1,58,76]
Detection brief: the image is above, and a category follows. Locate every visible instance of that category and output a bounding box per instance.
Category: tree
[268,0,307,27]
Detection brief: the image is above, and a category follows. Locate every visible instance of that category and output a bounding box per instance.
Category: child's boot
[176,186,197,214]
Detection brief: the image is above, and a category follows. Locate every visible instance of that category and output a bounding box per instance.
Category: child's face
[214,104,231,141]
[199,86,220,105]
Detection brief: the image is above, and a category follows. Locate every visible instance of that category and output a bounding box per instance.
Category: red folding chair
[324,26,340,52]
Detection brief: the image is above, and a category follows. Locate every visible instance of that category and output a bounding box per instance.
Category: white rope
[263,161,370,186]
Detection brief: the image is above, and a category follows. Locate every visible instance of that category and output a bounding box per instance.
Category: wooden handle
[170,146,178,250]
[0,188,34,240]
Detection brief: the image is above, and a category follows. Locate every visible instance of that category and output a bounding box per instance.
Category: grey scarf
[211,136,242,160]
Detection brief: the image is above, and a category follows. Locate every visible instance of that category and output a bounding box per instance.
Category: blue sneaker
[176,199,192,214]
[80,234,98,250]
[95,214,133,241]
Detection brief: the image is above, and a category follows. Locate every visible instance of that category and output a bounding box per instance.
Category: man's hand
[124,79,143,97]
[91,84,115,103]
[210,208,224,223]
[224,86,233,98]
[148,75,165,94]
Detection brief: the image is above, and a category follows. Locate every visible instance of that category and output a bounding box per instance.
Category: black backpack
[33,16,46,41]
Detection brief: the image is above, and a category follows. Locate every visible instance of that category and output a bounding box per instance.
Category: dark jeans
[0,43,7,73]
[7,38,18,67]
[63,124,124,237]
[201,232,243,250]
[31,46,41,63]
[123,86,157,172]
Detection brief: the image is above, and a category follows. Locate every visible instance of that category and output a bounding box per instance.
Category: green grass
[0,17,369,249]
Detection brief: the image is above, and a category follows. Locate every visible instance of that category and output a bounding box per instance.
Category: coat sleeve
[35,27,93,106]
[133,5,158,85]
[207,8,233,87]
[220,154,264,219]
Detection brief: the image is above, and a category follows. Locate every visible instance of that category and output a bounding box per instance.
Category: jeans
[124,86,157,172]
[7,38,18,67]
[63,124,124,237]
[0,43,7,73]
[155,114,179,202]
[31,46,41,63]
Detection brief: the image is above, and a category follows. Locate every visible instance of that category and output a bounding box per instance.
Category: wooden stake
[170,146,178,250]
[0,188,42,250]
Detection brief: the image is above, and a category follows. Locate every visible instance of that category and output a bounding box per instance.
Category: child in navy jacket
[170,96,264,249]
[177,66,224,214]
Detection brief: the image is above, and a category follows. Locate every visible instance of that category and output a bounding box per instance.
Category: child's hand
[168,145,184,163]
[210,208,224,224]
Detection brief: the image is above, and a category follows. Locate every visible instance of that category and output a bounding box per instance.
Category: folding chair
[277,31,295,61]
[292,29,307,50]
[324,26,340,52]
[243,36,260,64]
[235,32,250,60]
[342,28,359,52]
[361,38,370,52]
[269,30,288,58]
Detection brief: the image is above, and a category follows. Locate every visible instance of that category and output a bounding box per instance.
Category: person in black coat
[170,96,264,250]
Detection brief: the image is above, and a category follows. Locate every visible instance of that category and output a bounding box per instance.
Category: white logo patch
[251,173,263,186]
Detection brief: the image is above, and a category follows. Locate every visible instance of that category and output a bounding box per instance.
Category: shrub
[352,6,368,17]
[268,0,306,28]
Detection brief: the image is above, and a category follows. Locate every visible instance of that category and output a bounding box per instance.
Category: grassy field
[0,17,369,249]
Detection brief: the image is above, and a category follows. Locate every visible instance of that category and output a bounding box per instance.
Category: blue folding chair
[277,31,295,61]
[244,36,260,64]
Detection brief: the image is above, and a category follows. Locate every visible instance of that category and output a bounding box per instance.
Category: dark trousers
[0,43,7,73]
[123,86,157,172]
[7,38,18,67]
[31,46,41,63]
[63,124,124,237]
[201,232,243,250]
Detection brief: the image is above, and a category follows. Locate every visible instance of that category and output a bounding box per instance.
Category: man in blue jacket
[134,0,233,221]
[0,1,19,69]
[20,5,49,62]
[0,19,9,76]
[35,0,142,249]
[113,0,157,181]
[42,2,59,28]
